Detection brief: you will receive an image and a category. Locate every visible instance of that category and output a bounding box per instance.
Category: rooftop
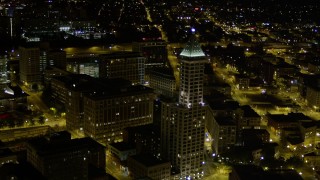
[179,36,206,58]
[149,67,175,80]
[109,142,135,151]
[240,105,260,117]
[52,75,152,98]
[125,124,159,136]
[215,116,236,126]
[27,134,104,156]
[130,154,169,167]
[85,84,153,100]
[267,113,311,123]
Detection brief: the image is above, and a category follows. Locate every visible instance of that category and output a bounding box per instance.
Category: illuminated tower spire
[178,35,207,108]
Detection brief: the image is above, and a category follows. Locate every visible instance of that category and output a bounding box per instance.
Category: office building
[235,105,261,132]
[0,53,9,90]
[161,36,207,179]
[101,52,145,85]
[306,84,320,111]
[47,50,67,70]
[212,116,236,154]
[50,74,153,136]
[149,67,177,98]
[19,46,41,87]
[66,52,146,84]
[123,124,161,156]
[128,154,171,180]
[83,82,154,144]
[132,40,167,69]
[108,142,136,162]
[26,131,106,180]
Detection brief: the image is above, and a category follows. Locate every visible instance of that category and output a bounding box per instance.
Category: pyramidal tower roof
[179,36,205,58]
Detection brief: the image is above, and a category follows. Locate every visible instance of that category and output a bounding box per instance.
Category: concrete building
[128,154,171,180]
[241,129,270,147]
[212,116,236,154]
[26,131,106,180]
[66,52,146,85]
[100,52,146,85]
[108,142,136,162]
[267,113,311,136]
[50,74,95,133]
[50,74,155,138]
[43,66,70,87]
[47,50,67,70]
[83,83,154,144]
[161,36,207,179]
[306,84,320,111]
[148,67,177,98]
[229,164,303,180]
[0,53,10,90]
[123,124,161,156]
[132,40,167,69]
[19,46,41,87]
[235,105,261,132]
[235,74,250,90]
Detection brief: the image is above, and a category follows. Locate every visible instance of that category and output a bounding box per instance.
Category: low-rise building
[108,142,136,162]
[212,116,236,154]
[267,113,311,136]
[148,67,177,98]
[235,105,261,132]
[128,154,170,180]
[26,131,106,180]
[123,124,161,156]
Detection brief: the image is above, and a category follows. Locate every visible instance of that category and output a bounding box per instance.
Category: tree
[32,83,39,91]
[38,116,45,125]
[6,119,15,128]
[29,118,35,126]
[15,118,24,127]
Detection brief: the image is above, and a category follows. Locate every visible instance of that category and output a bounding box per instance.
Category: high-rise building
[0,53,10,90]
[161,36,207,179]
[19,46,41,87]
[47,50,67,70]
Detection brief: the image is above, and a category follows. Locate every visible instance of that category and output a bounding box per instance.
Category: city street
[20,85,66,129]
[106,151,131,180]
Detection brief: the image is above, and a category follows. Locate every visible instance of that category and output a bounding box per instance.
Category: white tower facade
[161,36,208,179]
[179,36,207,107]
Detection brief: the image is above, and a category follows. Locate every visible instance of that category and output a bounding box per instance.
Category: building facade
[149,67,177,98]
[132,40,167,69]
[66,52,146,85]
[128,154,171,180]
[26,132,105,180]
[19,46,41,87]
[212,116,237,154]
[83,85,154,144]
[47,50,67,70]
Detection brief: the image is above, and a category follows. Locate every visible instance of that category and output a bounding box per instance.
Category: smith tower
[161,35,207,179]
[179,36,207,108]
